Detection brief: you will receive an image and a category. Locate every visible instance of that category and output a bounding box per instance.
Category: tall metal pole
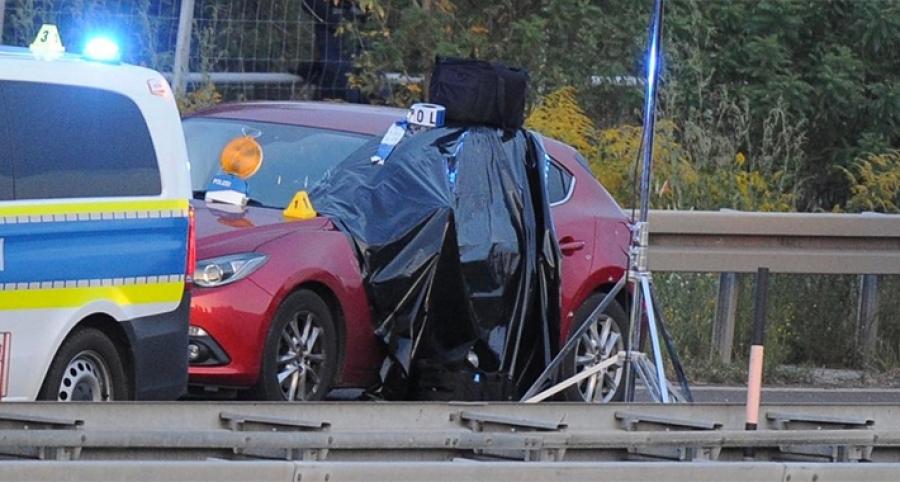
[623,0,665,402]
[172,0,196,97]
[638,0,664,224]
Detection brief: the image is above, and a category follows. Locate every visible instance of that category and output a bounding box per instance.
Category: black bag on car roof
[428,57,529,130]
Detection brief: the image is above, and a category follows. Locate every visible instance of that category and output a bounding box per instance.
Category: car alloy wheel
[253,290,338,402]
[276,311,327,401]
[559,293,629,402]
[574,313,625,403]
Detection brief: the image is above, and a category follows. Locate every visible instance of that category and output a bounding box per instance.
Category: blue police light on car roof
[83,36,121,63]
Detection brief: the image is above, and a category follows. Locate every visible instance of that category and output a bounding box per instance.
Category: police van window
[0,125,12,201]
[546,159,574,205]
[0,81,161,200]
[0,155,11,201]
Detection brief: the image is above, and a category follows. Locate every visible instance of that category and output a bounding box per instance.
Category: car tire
[252,290,338,401]
[38,328,130,401]
[558,292,629,403]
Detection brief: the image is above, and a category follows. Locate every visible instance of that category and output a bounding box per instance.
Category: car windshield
[183,117,371,208]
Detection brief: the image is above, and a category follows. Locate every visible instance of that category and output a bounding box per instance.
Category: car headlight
[188,325,208,337]
[193,253,268,288]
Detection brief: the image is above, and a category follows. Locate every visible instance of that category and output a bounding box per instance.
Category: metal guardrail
[648,210,900,274]
[646,209,900,364]
[4,402,900,480]
[2,402,900,463]
[3,461,900,482]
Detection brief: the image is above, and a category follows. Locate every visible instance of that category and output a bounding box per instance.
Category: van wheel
[39,328,129,401]
[252,290,337,401]
[559,293,629,403]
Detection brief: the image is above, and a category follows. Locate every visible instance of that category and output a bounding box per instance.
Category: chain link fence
[0,0,361,102]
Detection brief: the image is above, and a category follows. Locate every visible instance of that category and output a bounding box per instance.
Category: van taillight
[186,206,197,285]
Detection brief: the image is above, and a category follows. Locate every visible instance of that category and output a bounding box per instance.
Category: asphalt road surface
[643,385,900,404]
[319,386,900,403]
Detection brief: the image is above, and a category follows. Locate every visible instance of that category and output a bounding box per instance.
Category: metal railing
[648,210,900,274]
[4,460,900,482]
[2,402,900,466]
[647,209,900,363]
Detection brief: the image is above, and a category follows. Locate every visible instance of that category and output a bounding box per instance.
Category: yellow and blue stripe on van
[0,199,189,310]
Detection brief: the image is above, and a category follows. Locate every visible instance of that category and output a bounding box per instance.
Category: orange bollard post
[744,267,769,459]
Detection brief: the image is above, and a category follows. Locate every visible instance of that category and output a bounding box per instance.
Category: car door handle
[559,237,586,254]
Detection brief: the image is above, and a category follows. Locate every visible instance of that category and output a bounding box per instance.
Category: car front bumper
[188,278,275,388]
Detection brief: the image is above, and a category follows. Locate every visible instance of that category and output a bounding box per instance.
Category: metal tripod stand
[522,0,692,404]
[521,226,692,403]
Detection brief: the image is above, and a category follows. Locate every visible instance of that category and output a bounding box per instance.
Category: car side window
[1,80,161,200]
[546,159,574,205]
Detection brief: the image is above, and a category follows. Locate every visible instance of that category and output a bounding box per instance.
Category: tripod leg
[521,275,627,400]
[623,277,643,402]
[635,353,660,402]
[641,275,669,403]
[648,282,694,402]
[523,353,624,403]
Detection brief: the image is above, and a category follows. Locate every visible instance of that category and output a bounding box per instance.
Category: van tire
[38,328,130,401]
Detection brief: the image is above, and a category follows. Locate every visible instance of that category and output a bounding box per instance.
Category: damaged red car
[183,101,631,402]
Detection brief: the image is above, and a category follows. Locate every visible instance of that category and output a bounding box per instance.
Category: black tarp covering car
[310,125,561,400]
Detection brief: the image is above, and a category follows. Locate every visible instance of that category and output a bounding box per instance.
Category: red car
[183,102,631,402]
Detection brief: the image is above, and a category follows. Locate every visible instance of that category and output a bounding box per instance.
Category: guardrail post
[172,0,196,97]
[856,274,880,367]
[711,272,738,364]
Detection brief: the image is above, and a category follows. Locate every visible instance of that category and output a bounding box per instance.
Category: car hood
[192,200,333,258]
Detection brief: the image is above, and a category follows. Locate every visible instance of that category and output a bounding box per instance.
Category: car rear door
[547,157,597,335]
[0,80,182,296]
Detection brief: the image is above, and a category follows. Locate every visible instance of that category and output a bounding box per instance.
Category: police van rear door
[0,80,188,310]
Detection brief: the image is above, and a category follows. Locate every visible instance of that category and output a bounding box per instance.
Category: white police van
[0,27,194,401]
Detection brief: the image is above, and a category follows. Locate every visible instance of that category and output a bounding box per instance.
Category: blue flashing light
[642,13,662,124]
[83,36,120,62]
[647,37,659,92]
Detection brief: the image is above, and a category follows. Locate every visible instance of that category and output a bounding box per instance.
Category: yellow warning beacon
[220,135,264,179]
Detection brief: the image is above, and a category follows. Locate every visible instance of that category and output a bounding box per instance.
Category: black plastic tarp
[310,126,561,400]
